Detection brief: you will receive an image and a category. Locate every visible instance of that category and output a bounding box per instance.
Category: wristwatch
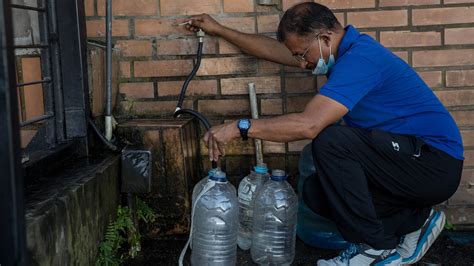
[237,119,251,141]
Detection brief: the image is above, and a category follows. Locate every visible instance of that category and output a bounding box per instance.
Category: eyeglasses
[294,34,320,62]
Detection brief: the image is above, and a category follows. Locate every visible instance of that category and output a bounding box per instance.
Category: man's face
[284,33,321,70]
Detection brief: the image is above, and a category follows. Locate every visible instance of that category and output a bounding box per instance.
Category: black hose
[88,118,118,151]
[174,38,217,169]
[175,41,203,110]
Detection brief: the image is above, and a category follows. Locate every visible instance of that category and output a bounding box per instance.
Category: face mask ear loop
[318,36,324,62]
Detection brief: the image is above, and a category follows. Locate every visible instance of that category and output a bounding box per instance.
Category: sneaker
[317,243,402,266]
[397,210,446,265]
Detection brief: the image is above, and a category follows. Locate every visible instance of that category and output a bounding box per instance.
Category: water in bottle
[251,170,298,266]
[237,163,270,250]
[191,170,238,266]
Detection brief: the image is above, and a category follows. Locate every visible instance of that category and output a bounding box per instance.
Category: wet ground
[124,231,474,265]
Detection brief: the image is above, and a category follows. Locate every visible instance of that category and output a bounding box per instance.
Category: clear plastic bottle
[237,163,270,250]
[191,170,238,266]
[251,170,298,266]
[192,167,219,206]
[296,144,349,250]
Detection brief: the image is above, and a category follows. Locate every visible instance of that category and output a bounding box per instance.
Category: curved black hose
[88,118,118,151]
[174,39,217,169]
[175,109,211,130]
[175,41,203,110]
[175,109,217,169]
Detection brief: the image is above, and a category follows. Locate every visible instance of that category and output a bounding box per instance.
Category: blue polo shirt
[319,25,464,160]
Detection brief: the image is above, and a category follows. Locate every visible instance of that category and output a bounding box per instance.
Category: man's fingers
[217,143,225,157]
[203,132,210,148]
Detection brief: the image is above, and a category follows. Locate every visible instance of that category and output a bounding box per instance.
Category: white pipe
[248,83,264,165]
[105,116,112,141]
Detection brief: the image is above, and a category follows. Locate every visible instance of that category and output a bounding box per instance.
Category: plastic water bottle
[191,170,238,266]
[192,167,219,206]
[296,144,349,249]
[237,163,270,250]
[251,170,298,266]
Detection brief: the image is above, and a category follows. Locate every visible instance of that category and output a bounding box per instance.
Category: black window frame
[1,0,90,263]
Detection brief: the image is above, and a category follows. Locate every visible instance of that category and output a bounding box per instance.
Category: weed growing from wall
[96,197,156,265]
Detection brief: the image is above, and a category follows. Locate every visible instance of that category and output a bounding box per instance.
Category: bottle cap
[270,169,287,181]
[208,167,220,177]
[254,163,268,174]
[209,170,227,182]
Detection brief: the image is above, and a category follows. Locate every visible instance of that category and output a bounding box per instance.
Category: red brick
[263,141,286,154]
[197,57,257,76]
[446,70,474,87]
[135,19,193,37]
[261,99,283,115]
[445,28,474,45]
[160,0,221,16]
[282,0,312,11]
[219,39,242,54]
[445,0,474,3]
[223,0,254,12]
[393,51,409,63]
[287,95,313,113]
[158,80,217,96]
[258,60,281,74]
[464,151,474,168]
[285,75,317,93]
[157,38,217,55]
[257,15,280,33]
[347,10,408,28]
[379,0,439,7]
[198,99,250,116]
[450,111,474,127]
[97,0,158,16]
[221,76,281,95]
[412,7,474,26]
[461,130,474,147]
[317,0,375,9]
[86,19,129,37]
[380,31,441,48]
[119,82,154,99]
[218,17,256,34]
[21,57,44,120]
[124,100,193,116]
[413,49,474,67]
[335,13,345,26]
[84,0,94,16]
[435,90,474,107]
[361,31,377,40]
[120,61,131,78]
[116,40,153,57]
[288,139,311,152]
[134,60,193,77]
[417,71,442,88]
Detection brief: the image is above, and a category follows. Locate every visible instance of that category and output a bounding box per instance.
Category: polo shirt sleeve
[319,54,382,111]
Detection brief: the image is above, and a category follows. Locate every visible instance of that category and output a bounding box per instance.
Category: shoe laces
[339,243,359,262]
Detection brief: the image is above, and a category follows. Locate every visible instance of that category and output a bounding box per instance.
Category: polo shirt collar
[337,25,360,59]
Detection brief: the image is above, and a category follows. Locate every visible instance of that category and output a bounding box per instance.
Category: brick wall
[85,0,474,226]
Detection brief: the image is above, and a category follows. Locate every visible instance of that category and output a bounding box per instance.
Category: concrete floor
[124,231,474,265]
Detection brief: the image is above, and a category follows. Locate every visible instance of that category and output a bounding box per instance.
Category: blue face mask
[312,37,335,75]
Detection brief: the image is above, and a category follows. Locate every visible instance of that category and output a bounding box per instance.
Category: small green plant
[96,197,156,266]
[444,220,455,230]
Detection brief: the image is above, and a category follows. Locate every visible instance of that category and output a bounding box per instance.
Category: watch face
[239,119,250,129]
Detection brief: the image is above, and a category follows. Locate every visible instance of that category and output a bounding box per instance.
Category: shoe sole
[401,211,446,265]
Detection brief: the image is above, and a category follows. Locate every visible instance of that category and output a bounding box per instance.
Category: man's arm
[204,95,348,161]
[185,14,300,67]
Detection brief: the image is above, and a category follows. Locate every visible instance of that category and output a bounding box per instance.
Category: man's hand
[204,121,240,161]
[183,14,223,36]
